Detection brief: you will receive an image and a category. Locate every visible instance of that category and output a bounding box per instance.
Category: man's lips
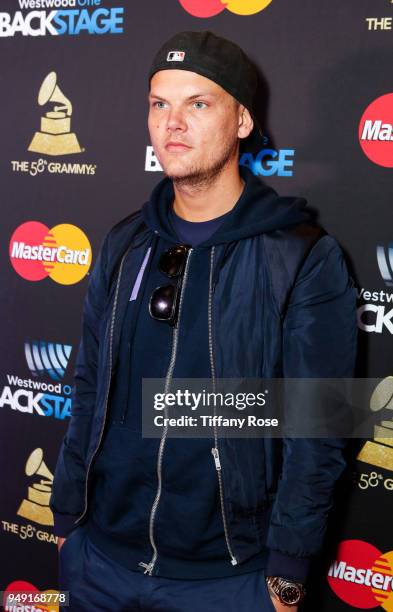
[165,142,192,152]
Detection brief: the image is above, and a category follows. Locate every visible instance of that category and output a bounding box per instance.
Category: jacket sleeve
[265,235,358,583]
[49,233,110,537]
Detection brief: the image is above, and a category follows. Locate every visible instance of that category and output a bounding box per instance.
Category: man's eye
[153,101,167,109]
[193,101,207,109]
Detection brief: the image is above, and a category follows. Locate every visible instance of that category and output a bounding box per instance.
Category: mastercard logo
[9,221,92,285]
[328,540,393,610]
[3,579,60,611]
[359,93,393,168]
[178,0,273,17]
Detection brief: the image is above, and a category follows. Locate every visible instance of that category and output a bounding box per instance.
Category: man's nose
[166,107,187,132]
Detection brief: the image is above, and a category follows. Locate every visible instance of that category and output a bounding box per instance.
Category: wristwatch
[266,576,306,606]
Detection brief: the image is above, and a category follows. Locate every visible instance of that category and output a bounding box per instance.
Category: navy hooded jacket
[49,166,358,583]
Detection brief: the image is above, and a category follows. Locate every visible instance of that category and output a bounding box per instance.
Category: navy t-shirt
[168,204,232,246]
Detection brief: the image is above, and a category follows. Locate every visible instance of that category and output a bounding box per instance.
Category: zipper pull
[211,447,221,471]
[138,561,152,575]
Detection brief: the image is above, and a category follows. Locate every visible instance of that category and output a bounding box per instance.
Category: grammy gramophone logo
[28,71,83,156]
[17,448,54,526]
[357,376,393,472]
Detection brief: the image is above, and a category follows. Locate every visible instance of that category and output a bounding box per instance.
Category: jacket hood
[142,166,311,247]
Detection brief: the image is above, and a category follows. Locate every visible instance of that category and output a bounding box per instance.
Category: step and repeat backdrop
[0,0,392,610]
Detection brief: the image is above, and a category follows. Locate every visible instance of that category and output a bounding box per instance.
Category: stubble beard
[164,136,239,192]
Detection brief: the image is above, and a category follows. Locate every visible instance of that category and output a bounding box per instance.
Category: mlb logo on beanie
[167,51,185,62]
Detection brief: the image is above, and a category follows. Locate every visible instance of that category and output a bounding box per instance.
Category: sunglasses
[149,245,191,326]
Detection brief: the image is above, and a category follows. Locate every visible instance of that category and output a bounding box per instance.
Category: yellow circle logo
[224,0,273,16]
[46,223,92,285]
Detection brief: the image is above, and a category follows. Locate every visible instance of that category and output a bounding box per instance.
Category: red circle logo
[179,0,225,17]
[327,540,393,610]
[359,93,393,168]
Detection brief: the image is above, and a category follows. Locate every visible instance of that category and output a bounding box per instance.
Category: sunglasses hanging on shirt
[149,244,191,326]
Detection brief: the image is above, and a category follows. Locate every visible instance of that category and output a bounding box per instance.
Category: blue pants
[59,526,276,612]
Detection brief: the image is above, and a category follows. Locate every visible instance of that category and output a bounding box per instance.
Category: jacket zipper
[208,246,238,566]
[74,247,131,526]
[139,248,193,576]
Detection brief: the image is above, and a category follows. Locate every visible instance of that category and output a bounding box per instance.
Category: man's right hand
[57,536,66,552]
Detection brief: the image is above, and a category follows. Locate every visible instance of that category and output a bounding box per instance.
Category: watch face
[281,584,301,605]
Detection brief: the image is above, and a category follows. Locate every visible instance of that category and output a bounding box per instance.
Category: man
[50,31,357,611]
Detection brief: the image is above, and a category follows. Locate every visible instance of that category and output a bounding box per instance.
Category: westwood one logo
[0,340,72,421]
[328,540,393,610]
[0,0,124,38]
[179,0,273,17]
[9,221,92,285]
[359,93,393,168]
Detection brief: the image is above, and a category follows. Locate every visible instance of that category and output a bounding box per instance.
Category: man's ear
[238,105,254,140]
